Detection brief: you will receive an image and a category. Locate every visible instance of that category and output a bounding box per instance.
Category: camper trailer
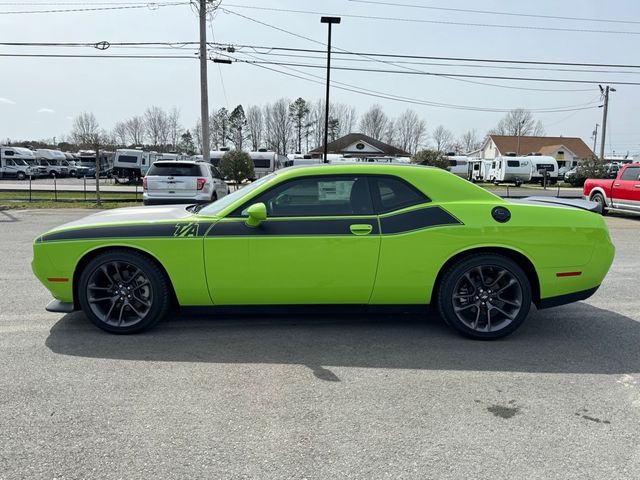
[249,150,287,177]
[528,155,559,184]
[446,155,470,178]
[467,159,492,182]
[488,156,533,185]
[112,149,159,181]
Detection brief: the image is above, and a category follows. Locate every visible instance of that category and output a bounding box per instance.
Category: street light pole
[321,16,341,163]
[516,119,525,156]
[592,123,599,155]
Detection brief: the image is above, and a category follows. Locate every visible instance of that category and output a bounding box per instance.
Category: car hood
[46,205,195,232]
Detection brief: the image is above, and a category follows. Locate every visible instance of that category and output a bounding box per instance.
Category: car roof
[152,160,200,165]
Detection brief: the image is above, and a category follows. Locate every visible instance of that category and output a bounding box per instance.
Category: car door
[203,174,381,305]
[612,166,640,210]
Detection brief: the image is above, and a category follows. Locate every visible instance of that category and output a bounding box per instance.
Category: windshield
[14,159,29,166]
[197,173,277,217]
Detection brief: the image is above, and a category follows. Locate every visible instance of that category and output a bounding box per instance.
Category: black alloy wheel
[77,250,171,333]
[437,254,532,340]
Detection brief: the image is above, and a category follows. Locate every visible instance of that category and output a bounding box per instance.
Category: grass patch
[0,191,140,201]
[0,199,141,210]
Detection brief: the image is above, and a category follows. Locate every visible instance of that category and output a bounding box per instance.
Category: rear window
[147,163,202,177]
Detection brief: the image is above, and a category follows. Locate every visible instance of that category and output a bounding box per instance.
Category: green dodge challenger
[32,164,615,339]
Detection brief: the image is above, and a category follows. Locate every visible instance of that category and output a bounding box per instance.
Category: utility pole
[95,143,101,207]
[591,123,599,154]
[199,0,211,164]
[599,85,615,162]
[320,16,341,163]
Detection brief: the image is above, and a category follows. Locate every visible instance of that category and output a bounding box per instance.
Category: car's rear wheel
[437,254,532,340]
[590,192,608,216]
[77,250,171,334]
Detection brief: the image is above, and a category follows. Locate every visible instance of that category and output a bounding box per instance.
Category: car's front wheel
[437,254,532,340]
[77,249,171,334]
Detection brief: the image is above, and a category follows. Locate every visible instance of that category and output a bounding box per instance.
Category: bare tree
[490,108,545,136]
[359,104,388,140]
[264,98,292,154]
[124,115,145,145]
[395,109,426,154]
[112,121,128,146]
[332,103,357,138]
[431,125,454,153]
[246,105,263,151]
[71,112,101,146]
[70,112,105,205]
[144,106,170,149]
[168,106,182,150]
[459,129,482,153]
[384,119,396,147]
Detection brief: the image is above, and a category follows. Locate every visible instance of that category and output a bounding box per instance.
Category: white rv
[284,154,322,167]
[0,146,39,179]
[488,156,533,185]
[528,155,559,184]
[34,149,69,177]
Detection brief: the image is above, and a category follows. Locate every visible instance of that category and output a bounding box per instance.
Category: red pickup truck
[583,163,640,215]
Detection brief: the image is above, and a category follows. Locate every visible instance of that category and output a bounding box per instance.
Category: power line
[211,42,640,70]
[0,1,187,14]
[347,0,640,26]
[222,4,640,36]
[222,51,601,113]
[222,57,640,87]
[0,53,195,59]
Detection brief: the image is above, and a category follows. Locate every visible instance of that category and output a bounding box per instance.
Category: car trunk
[147,176,199,198]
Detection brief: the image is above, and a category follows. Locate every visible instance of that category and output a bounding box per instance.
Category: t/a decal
[174,222,200,238]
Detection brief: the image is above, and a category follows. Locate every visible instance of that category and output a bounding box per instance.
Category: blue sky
[1,0,639,154]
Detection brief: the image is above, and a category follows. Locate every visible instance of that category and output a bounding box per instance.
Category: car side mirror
[245,202,267,227]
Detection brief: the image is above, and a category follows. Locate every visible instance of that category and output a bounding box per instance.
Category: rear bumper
[537,285,600,309]
[143,198,209,205]
[46,299,75,313]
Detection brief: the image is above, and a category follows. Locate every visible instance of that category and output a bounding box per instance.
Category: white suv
[143,160,229,206]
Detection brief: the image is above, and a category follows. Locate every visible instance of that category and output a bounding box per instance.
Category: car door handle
[350,224,373,236]
[634,185,640,188]
[614,183,620,186]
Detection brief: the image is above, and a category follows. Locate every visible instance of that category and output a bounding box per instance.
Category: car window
[4,150,14,156]
[621,166,640,181]
[507,160,520,167]
[147,163,202,176]
[6,159,15,166]
[235,175,374,217]
[371,176,429,213]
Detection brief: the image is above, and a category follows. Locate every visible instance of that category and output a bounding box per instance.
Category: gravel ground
[0,209,638,480]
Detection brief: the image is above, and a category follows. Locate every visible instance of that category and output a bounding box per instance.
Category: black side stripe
[209,218,379,236]
[379,206,462,234]
[41,222,214,242]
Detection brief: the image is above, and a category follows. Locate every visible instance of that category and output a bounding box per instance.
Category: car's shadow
[45,302,640,377]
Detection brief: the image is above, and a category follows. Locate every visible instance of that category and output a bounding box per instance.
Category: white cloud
[0,97,16,105]
[37,108,55,114]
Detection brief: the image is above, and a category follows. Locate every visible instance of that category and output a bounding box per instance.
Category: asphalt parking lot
[1,209,639,480]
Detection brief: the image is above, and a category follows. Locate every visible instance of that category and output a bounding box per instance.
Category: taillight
[197,177,206,190]
[142,177,148,190]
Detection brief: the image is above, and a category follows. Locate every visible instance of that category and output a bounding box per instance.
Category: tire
[77,249,171,334]
[437,254,532,340]
[590,192,608,216]
[17,172,26,180]
[210,192,217,202]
